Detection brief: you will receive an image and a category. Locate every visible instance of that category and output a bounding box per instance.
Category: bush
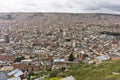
[106,75,117,80]
[57,73,67,78]
[68,53,75,61]
[14,56,25,62]
[49,70,60,78]
[27,72,35,80]
[49,77,61,80]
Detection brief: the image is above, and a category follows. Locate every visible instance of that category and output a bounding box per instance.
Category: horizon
[0,12,120,15]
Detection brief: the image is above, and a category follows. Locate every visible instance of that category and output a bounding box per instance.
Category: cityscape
[0,0,120,80]
[0,13,120,80]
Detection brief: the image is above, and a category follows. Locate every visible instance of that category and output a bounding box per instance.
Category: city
[0,13,120,80]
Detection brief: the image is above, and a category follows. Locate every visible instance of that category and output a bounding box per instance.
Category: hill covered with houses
[0,13,120,80]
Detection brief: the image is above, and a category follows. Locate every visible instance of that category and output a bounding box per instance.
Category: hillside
[0,13,120,30]
[45,60,120,80]
[0,13,120,80]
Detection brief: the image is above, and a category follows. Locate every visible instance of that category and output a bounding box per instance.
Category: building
[4,34,9,43]
[0,54,14,62]
[0,71,8,80]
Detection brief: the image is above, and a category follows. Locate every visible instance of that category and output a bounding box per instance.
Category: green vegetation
[45,77,61,80]
[14,56,25,62]
[27,72,37,80]
[44,60,120,80]
[65,60,120,80]
[68,53,75,61]
[49,70,60,78]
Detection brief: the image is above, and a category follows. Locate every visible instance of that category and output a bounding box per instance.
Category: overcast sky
[0,0,120,14]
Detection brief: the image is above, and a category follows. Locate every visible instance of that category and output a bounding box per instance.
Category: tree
[60,67,66,72]
[49,70,60,78]
[27,72,35,80]
[14,56,25,62]
[68,53,75,61]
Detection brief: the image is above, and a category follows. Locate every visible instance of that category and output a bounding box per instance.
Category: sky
[0,0,120,14]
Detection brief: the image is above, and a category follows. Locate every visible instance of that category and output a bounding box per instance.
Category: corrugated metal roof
[96,55,108,61]
[7,69,23,77]
[0,72,8,80]
[54,58,65,62]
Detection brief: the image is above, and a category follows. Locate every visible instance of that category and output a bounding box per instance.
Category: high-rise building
[4,34,9,43]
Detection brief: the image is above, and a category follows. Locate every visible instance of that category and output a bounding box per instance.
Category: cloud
[84,0,120,14]
[0,0,119,14]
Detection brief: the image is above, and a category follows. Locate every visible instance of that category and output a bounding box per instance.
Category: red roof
[12,63,28,70]
[33,41,42,45]
[111,40,119,44]
[0,55,14,61]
